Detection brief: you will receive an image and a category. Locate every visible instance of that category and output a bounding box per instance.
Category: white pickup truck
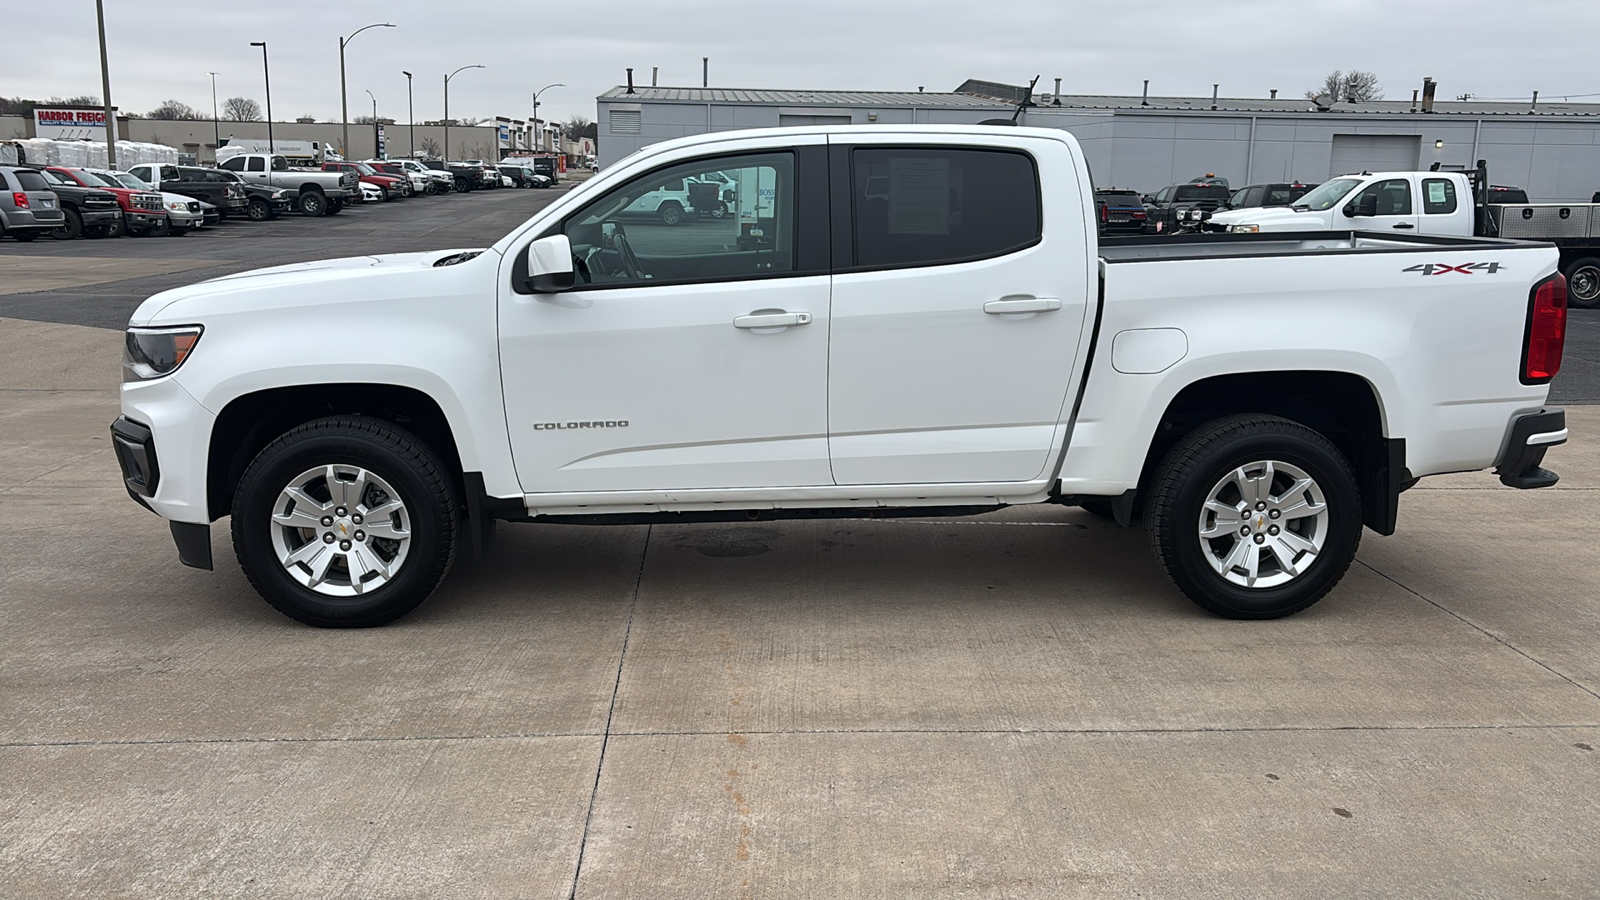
[1208,165,1600,308]
[112,125,1571,628]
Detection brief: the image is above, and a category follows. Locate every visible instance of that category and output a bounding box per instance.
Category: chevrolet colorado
[112,125,1570,627]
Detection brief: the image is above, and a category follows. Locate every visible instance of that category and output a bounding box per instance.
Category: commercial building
[596,79,1600,200]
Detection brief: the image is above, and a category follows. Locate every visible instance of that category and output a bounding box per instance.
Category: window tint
[247,157,266,173]
[1422,178,1457,214]
[1174,185,1230,201]
[15,170,50,192]
[1263,186,1297,205]
[1352,178,1412,216]
[850,147,1040,269]
[561,152,795,288]
[220,157,244,172]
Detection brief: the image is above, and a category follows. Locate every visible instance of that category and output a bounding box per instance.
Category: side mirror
[1344,195,1378,218]
[523,233,575,293]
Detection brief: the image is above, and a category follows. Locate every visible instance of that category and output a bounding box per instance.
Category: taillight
[1522,273,1567,384]
[1100,204,1108,222]
[1133,211,1147,219]
[12,192,28,209]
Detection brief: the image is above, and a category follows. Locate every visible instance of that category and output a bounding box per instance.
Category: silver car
[0,166,66,242]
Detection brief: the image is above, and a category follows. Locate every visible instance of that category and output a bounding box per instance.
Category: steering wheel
[607,223,645,280]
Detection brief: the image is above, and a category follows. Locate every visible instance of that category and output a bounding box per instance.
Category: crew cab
[45,167,166,235]
[1208,165,1600,308]
[113,125,1569,629]
[1142,180,1232,233]
[36,168,123,239]
[126,164,249,218]
[216,153,358,216]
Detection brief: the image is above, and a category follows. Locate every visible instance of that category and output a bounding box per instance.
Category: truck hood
[129,249,494,326]
[1206,206,1331,230]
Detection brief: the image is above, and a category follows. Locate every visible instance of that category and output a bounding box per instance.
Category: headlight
[271,189,287,199]
[123,326,203,382]
[165,200,186,211]
[1230,224,1260,233]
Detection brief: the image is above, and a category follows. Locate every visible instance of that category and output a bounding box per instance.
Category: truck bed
[1099,230,1540,263]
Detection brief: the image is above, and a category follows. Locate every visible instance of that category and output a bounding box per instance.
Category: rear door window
[1421,178,1457,214]
[248,157,266,173]
[849,147,1040,270]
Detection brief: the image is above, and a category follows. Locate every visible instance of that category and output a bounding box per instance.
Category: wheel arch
[296,183,327,196]
[1141,370,1404,535]
[206,383,464,522]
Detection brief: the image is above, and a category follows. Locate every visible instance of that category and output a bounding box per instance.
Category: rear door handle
[1392,223,1415,229]
[734,310,812,329]
[983,297,1062,315]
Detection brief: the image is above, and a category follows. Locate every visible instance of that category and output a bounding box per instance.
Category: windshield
[40,169,75,186]
[72,170,120,188]
[1174,185,1231,201]
[111,173,154,190]
[351,163,377,175]
[1294,177,1362,211]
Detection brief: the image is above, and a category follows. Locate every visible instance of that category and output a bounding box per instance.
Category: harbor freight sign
[34,108,115,139]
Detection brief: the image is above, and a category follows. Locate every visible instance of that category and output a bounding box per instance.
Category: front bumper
[1494,407,1566,488]
[169,210,204,228]
[114,377,218,567]
[126,210,164,229]
[81,208,122,228]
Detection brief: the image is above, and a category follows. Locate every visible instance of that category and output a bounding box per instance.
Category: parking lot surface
[2,191,1597,897]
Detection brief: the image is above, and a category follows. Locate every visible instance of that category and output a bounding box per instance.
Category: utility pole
[366,89,378,159]
[207,72,219,160]
[95,0,116,167]
[443,64,485,160]
[402,71,414,158]
[250,42,274,153]
[339,23,394,158]
[531,82,564,154]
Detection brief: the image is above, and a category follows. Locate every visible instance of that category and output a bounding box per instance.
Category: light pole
[249,41,273,153]
[531,82,564,154]
[443,64,485,161]
[207,72,219,160]
[365,89,378,159]
[95,0,116,167]
[402,71,414,158]
[339,23,394,158]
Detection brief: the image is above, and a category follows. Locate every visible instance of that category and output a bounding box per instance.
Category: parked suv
[0,166,66,241]
[1093,188,1147,235]
[37,168,124,238]
[1142,181,1233,233]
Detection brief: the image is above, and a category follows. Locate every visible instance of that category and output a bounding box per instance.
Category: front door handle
[734,310,812,329]
[1392,222,1415,229]
[983,297,1062,315]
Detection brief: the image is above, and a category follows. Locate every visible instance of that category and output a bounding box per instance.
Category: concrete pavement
[1,315,1597,898]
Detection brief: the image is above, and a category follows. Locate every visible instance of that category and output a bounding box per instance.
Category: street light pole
[402,71,414,158]
[443,64,485,161]
[249,41,273,153]
[531,82,564,154]
[339,23,394,158]
[365,89,378,159]
[207,72,219,160]
[95,0,116,167]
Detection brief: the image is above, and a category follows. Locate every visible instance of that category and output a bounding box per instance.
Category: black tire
[143,217,171,237]
[231,416,459,628]
[327,199,344,215]
[1565,256,1600,310]
[50,209,83,240]
[1144,414,1362,620]
[298,190,328,217]
[657,201,684,226]
[246,198,272,221]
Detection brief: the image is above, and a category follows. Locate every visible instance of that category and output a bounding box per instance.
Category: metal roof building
[596,81,1600,200]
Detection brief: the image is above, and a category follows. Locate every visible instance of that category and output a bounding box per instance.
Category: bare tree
[1305,71,1384,103]
[222,96,263,122]
[417,136,441,157]
[563,115,595,139]
[458,116,484,127]
[148,99,200,120]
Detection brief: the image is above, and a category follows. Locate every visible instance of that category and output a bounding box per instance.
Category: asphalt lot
[2,192,1598,897]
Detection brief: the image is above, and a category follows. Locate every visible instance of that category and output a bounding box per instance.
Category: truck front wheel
[1144,415,1362,619]
[1565,256,1600,310]
[231,416,459,627]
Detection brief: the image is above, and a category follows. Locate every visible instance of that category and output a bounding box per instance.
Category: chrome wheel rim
[269,464,411,597]
[1571,266,1599,303]
[1197,460,1328,589]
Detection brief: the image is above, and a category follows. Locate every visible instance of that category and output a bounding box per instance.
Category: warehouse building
[596,79,1600,200]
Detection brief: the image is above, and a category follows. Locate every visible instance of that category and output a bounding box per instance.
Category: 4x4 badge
[1403,262,1504,275]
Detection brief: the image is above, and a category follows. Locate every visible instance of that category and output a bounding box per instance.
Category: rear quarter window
[850,147,1041,270]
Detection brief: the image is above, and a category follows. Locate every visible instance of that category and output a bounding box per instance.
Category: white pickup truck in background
[112,125,1570,628]
[1208,164,1600,308]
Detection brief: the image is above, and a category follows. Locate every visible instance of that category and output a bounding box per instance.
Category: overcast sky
[9,0,1599,126]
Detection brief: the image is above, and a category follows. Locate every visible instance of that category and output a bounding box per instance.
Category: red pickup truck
[46,167,169,235]
[320,162,407,200]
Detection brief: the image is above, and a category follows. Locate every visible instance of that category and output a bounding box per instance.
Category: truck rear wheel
[1144,414,1362,619]
[657,201,685,226]
[231,416,459,627]
[298,190,328,217]
[1565,256,1600,310]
